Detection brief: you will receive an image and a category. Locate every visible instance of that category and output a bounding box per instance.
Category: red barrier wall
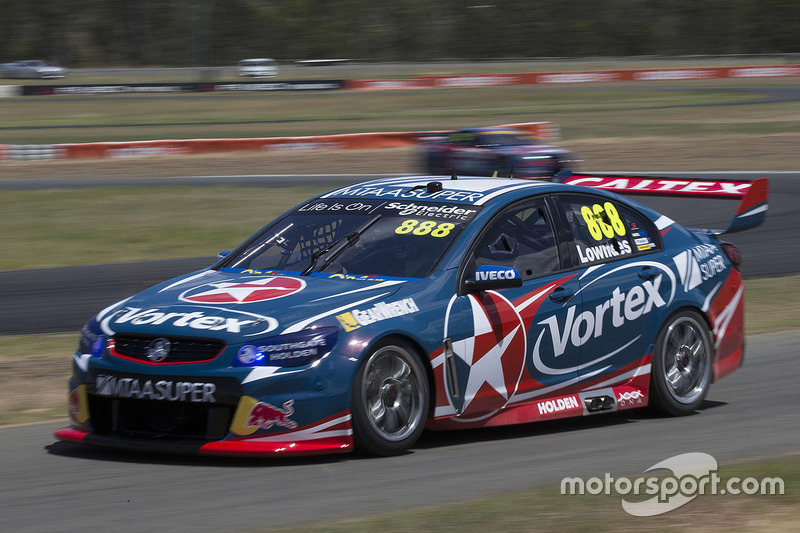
[347,64,800,90]
[58,122,556,160]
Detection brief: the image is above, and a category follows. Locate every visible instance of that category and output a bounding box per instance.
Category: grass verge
[270,456,800,532]
[0,186,323,270]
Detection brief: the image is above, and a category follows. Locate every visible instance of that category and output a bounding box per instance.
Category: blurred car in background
[0,60,67,79]
[237,58,279,78]
[421,127,582,177]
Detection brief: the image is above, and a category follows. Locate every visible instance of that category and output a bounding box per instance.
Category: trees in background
[1,0,799,66]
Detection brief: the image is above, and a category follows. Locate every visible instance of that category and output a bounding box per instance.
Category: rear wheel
[650,310,713,415]
[351,339,429,455]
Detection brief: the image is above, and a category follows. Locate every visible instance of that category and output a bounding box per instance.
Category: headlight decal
[78,317,105,358]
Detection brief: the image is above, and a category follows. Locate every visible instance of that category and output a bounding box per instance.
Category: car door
[552,193,671,386]
[442,196,582,420]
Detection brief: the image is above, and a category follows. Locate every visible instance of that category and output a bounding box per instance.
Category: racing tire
[649,310,713,416]
[351,339,429,456]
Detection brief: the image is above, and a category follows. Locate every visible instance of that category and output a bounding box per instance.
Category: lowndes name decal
[576,240,632,264]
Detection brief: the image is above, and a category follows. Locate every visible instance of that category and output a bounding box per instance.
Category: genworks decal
[336,298,419,332]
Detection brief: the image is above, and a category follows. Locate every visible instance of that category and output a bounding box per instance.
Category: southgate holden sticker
[179,276,305,304]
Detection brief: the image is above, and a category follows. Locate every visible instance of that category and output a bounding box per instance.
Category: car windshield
[218,198,480,278]
[478,132,537,147]
[241,59,275,66]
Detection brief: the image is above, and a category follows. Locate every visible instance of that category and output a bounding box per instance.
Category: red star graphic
[184,277,304,303]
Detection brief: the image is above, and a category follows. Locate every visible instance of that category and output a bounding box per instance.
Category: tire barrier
[0,144,64,161]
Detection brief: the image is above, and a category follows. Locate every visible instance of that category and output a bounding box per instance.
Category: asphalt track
[0,171,797,335]
[0,331,796,531]
[0,172,798,531]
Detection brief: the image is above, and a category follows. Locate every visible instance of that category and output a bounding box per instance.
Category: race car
[55,173,768,457]
[0,60,67,79]
[421,127,582,177]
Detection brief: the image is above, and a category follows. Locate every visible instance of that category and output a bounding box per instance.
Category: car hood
[95,269,410,343]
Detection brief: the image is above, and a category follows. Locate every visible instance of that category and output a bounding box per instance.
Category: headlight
[233,327,338,368]
[78,317,105,358]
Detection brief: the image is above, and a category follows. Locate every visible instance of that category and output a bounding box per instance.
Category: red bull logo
[246,400,297,430]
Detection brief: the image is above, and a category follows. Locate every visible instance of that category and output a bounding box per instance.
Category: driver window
[470,198,559,280]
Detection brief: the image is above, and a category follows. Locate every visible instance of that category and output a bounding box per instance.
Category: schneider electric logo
[561,453,784,516]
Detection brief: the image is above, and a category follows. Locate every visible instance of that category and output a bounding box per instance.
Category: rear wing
[557,173,768,235]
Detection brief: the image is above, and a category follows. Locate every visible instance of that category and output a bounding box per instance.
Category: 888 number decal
[580,202,626,241]
[395,220,455,237]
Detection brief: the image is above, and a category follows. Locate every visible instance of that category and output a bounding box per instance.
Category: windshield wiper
[230,223,294,269]
[301,214,382,276]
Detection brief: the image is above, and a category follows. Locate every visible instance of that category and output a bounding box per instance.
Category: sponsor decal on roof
[385,201,478,221]
[330,184,487,203]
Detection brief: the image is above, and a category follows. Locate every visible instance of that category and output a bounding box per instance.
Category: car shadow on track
[413,399,728,451]
[44,400,727,465]
[44,440,351,468]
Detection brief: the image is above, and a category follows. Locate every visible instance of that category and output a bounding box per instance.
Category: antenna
[450,167,458,180]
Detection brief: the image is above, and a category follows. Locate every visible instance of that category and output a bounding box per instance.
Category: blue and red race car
[421,127,582,177]
[56,173,768,456]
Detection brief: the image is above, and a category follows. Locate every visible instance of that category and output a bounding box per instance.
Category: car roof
[320,175,599,207]
[458,127,523,134]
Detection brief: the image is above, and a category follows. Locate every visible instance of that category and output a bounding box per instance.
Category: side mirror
[216,250,231,263]
[464,265,522,292]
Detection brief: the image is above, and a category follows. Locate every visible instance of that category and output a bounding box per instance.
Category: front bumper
[57,348,357,456]
[54,410,353,457]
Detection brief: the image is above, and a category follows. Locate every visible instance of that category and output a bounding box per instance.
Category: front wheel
[351,339,429,456]
[650,310,713,416]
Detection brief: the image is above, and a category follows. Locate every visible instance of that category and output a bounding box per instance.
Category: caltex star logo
[180,277,305,304]
[453,291,528,416]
